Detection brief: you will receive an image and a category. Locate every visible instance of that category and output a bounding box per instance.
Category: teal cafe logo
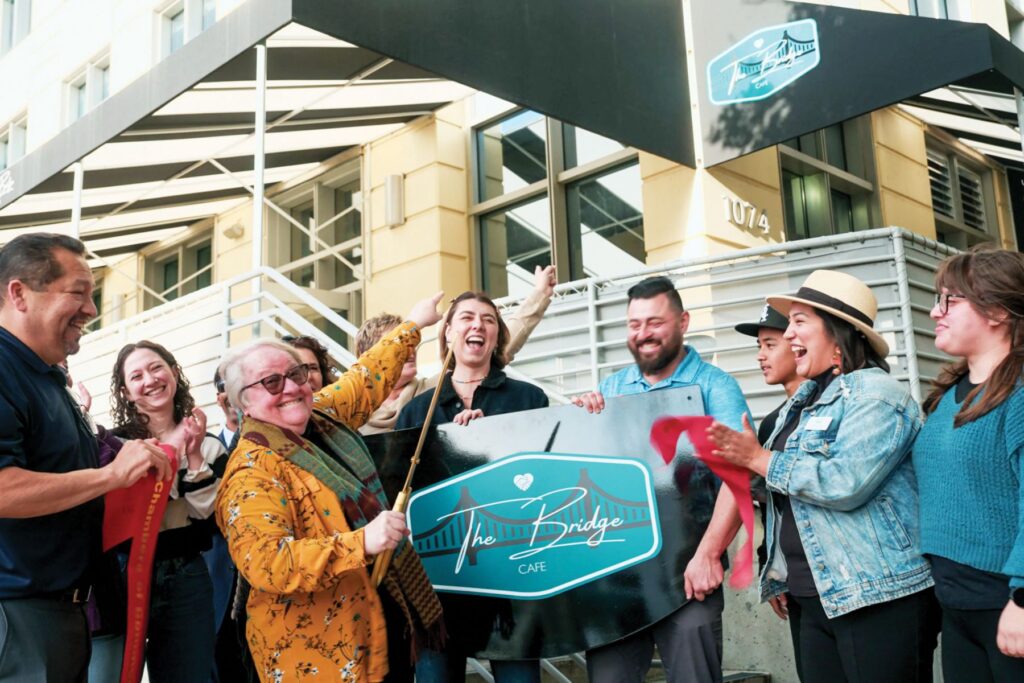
[707,19,820,105]
[406,453,662,599]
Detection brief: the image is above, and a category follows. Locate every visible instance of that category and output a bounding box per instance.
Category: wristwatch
[1011,587,1024,608]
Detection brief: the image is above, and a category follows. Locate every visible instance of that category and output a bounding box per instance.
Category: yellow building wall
[364,100,473,332]
[97,252,144,325]
[639,146,785,264]
[970,0,1011,36]
[871,107,937,238]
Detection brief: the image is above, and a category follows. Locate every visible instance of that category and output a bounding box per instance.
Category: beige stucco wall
[639,146,785,264]
[871,108,938,239]
[96,252,143,325]
[364,101,473,324]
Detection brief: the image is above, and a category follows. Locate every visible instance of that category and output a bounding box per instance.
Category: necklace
[452,375,486,384]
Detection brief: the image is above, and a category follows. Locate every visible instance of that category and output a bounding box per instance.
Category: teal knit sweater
[912,384,1024,589]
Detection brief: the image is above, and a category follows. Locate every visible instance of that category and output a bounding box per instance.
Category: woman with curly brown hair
[110,340,227,683]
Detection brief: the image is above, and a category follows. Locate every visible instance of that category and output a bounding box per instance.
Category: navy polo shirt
[0,326,101,598]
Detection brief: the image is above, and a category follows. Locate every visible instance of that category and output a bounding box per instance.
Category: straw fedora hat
[767,270,889,358]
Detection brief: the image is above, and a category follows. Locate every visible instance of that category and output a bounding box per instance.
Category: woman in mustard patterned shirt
[215,293,443,683]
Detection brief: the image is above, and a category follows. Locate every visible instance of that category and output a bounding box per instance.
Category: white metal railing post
[252,42,268,311]
[70,162,84,239]
[891,229,923,402]
[587,280,600,390]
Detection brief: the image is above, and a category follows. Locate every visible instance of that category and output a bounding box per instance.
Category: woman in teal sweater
[913,246,1024,681]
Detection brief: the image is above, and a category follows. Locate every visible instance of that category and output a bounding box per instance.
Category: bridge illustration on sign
[707,19,821,105]
[722,31,816,96]
[412,467,653,567]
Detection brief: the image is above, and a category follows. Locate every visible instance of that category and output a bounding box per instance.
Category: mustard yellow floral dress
[216,322,436,683]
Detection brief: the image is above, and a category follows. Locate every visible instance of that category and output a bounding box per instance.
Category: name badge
[804,416,833,431]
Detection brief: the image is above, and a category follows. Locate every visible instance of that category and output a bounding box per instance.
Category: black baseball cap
[735,304,789,337]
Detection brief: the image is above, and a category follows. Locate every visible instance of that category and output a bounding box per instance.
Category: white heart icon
[513,473,534,492]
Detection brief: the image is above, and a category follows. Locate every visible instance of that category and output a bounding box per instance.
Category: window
[265,161,365,344]
[480,195,553,295]
[146,237,214,306]
[201,0,217,30]
[168,8,185,53]
[0,115,27,171]
[472,97,644,298]
[160,0,216,57]
[927,147,996,249]
[780,119,875,240]
[66,54,111,124]
[0,0,30,56]
[909,1,949,19]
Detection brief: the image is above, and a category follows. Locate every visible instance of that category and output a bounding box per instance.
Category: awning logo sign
[407,453,661,599]
[707,19,820,105]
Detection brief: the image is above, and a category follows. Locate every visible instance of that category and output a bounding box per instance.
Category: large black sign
[364,386,710,658]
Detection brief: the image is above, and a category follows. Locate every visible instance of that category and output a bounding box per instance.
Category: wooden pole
[371,346,455,586]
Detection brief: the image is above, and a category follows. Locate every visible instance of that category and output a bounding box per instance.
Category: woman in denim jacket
[709,270,935,683]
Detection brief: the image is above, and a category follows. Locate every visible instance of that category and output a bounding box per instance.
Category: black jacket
[396,366,548,429]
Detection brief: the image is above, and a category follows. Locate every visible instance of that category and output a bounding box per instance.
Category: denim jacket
[760,368,932,618]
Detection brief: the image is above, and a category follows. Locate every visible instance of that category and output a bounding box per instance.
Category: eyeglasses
[241,364,310,396]
[300,362,320,375]
[934,292,968,315]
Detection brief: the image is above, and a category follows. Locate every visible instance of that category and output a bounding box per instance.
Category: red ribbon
[102,444,177,683]
[649,416,755,590]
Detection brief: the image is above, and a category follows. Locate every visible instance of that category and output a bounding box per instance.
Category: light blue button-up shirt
[600,344,752,430]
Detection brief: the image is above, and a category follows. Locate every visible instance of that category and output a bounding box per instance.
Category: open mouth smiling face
[448,300,500,368]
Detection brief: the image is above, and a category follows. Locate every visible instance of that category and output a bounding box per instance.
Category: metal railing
[496,227,956,421]
[74,266,364,429]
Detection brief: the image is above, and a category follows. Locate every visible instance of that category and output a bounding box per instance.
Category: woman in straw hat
[912,246,1024,681]
[708,269,936,683]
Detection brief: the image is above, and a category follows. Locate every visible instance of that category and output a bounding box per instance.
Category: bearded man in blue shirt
[0,233,173,681]
[572,275,750,683]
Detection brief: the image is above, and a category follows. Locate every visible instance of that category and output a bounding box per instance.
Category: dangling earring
[831,350,842,376]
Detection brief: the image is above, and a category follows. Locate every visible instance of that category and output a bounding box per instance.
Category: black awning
[690,1,1024,167]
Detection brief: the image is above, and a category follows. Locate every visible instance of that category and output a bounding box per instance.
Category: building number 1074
[723,196,771,234]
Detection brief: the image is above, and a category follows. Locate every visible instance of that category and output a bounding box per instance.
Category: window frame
[0,0,30,56]
[925,142,998,249]
[778,117,879,241]
[145,233,215,307]
[158,0,216,58]
[0,114,28,171]
[469,100,641,296]
[65,51,112,126]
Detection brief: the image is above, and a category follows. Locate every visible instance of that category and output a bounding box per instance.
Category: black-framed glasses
[935,292,968,315]
[241,364,310,396]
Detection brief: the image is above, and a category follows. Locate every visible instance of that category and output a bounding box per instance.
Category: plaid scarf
[242,411,444,657]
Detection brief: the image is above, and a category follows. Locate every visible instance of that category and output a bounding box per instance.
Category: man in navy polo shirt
[572,276,751,683]
[0,233,173,681]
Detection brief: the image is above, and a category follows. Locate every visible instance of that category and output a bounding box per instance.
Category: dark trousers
[586,588,724,683]
[941,606,1024,683]
[788,589,937,683]
[0,597,90,682]
[380,589,413,683]
[145,555,216,683]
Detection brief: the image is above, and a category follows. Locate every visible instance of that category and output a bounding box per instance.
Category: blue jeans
[203,532,235,632]
[89,632,125,682]
[145,555,216,683]
[415,648,539,683]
